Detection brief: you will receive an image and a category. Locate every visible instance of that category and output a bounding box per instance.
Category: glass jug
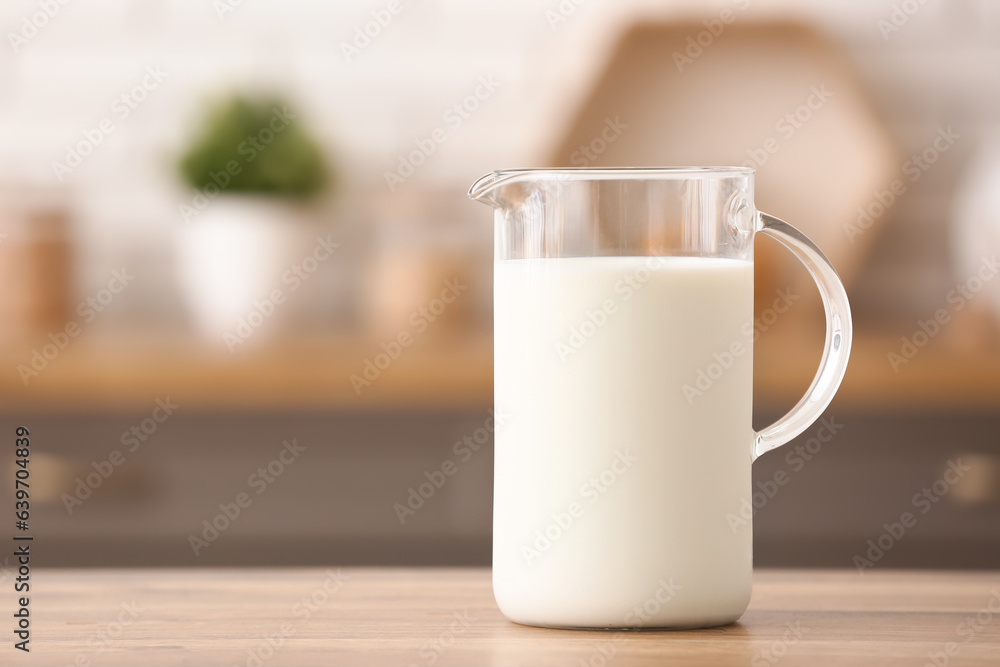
[469,167,852,629]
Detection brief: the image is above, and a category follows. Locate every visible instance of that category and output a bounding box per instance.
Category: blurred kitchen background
[1,0,998,569]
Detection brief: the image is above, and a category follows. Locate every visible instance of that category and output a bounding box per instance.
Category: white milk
[493,256,755,628]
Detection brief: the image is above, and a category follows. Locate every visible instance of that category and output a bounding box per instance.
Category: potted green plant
[175,93,332,347]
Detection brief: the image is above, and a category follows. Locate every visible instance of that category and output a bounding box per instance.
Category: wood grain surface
[11,568,1000,665]
[4,327,1000,413]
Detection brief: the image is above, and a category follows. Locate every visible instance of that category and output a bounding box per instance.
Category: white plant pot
[177,196,316,348]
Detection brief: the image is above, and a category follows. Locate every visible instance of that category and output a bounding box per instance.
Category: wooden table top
[20,568,1000,666]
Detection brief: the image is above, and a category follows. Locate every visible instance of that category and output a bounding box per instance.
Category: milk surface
[493,255,755,628]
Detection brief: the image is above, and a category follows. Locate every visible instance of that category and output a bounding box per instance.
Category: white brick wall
[0,0,995,321]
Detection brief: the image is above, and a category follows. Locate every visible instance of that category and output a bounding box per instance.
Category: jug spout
[468,171,503,208]
[469,169,545,209]
[468,169,537,209]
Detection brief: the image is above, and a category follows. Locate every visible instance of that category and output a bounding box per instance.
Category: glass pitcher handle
[753,212,853,461]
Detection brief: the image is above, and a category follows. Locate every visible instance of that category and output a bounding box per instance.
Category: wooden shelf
[1,327,997,412]
[0,334,494,412]
[755,327,1000,412]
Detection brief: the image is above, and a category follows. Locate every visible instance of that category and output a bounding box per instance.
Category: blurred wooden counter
[1,328,999,412]
[0,334,494,412]
[31,568,1000,666]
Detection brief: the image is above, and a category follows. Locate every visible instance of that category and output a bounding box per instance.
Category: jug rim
[468,167,754,204]
[488,166,752,175]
